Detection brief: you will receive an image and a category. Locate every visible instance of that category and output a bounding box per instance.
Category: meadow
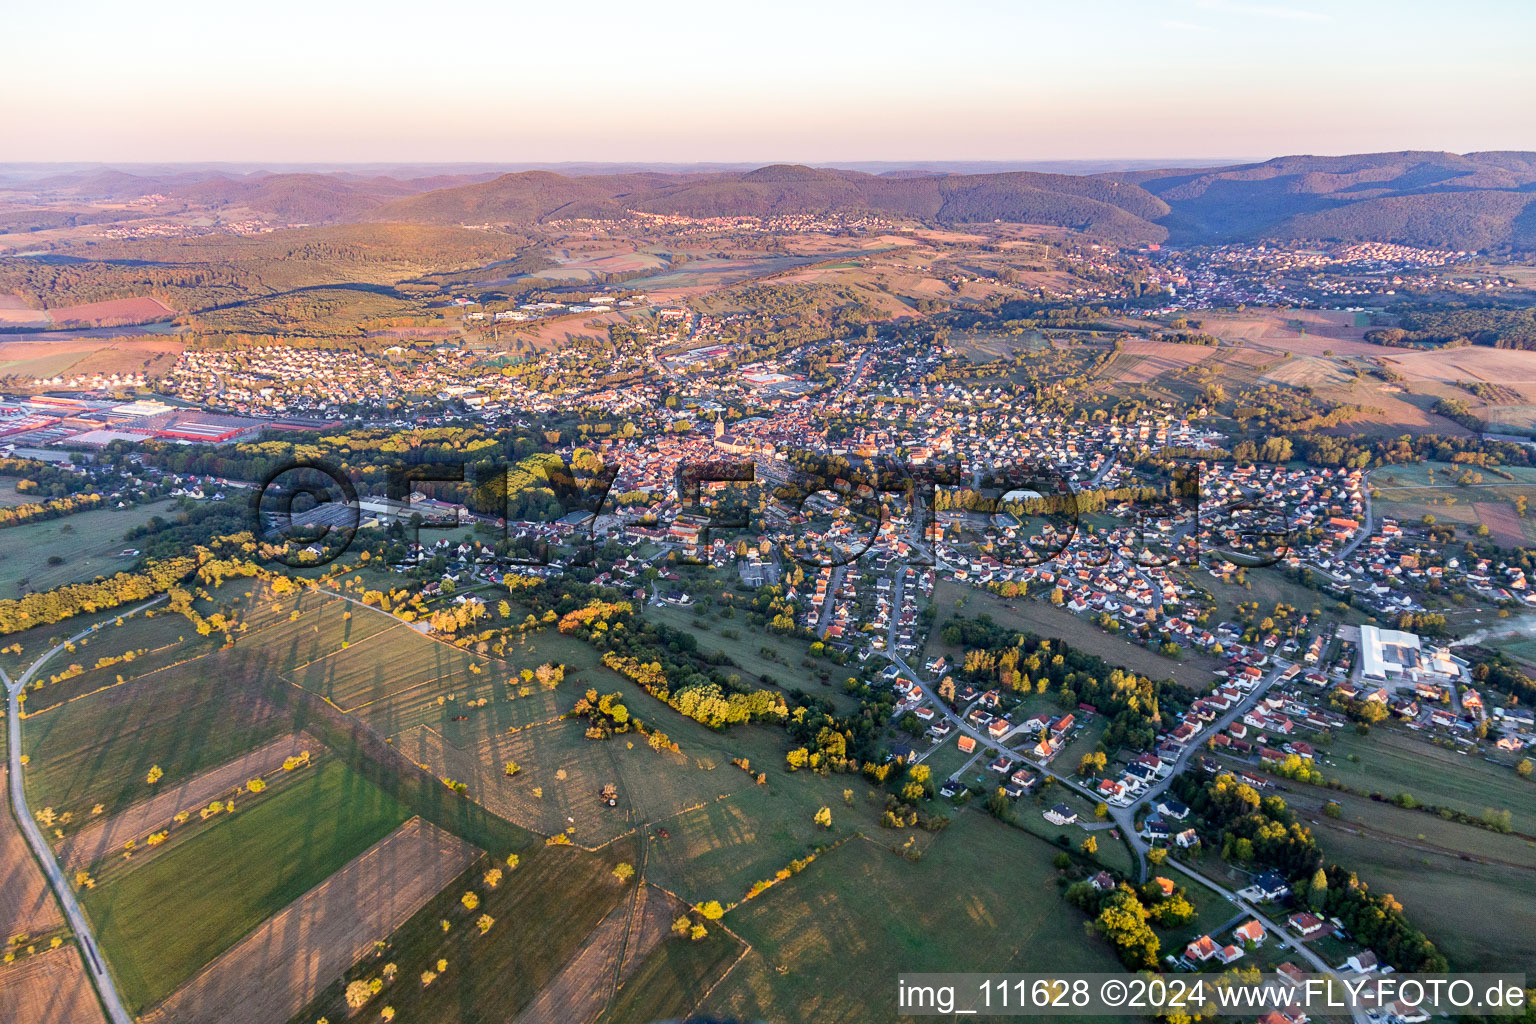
[287,842,633,1024]
[1314,727,1536,833]
[0,497,178,595]
[699,812,1123,1024]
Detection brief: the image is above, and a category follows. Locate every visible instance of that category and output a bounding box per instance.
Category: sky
[5,0,1534,163]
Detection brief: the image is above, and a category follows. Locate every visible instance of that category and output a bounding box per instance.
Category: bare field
[0,946,108,1024]
[43,297,174,327]
[1100,339,1213,382]
[1200,309,1382,356]
[55,733,321,873]
[140,817,479,1024]
[1,767,64,938]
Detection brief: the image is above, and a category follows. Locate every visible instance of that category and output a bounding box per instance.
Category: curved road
[2,597,166,1024]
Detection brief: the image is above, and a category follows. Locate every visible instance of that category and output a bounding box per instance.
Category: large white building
[1356,624,1462,687]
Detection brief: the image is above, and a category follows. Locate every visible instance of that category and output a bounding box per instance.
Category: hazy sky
[5,0,1534,162]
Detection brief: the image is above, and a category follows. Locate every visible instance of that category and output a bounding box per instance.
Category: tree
[1308,867,1329,909]
[1518,758,1533,778]
[671,915,691,937]
[1080,836,1098,855]
[1148,848,1167,865]
[1094,802,1109,820]
[461,891,480,911]
[813,805,832,829]
[146,765,163,785]
[696,900,725,921]
[613,862,635,881]
[345,980,373,1009]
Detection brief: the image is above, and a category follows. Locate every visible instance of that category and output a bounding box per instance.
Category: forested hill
[369,165,1175,244]
[1106,151,1536,249]
[10,152,1536,249]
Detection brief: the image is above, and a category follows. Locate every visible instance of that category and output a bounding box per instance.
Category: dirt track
[141,817,479,1024]
[0,946,108,1024]
[55,733,321,873]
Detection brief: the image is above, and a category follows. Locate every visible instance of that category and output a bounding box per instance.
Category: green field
[1315,728,1536,833]
[82,758,412,1012]
[600,926,746,1024]
[0,498,178,596]
[1306,811,1536,971]
[927,580,1220,691]
[700,813,1122,1024]
[643,602,859,713]
[22,642,297,820]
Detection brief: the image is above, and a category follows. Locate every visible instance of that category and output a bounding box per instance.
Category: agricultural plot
[700,814,1121,1024]
[289,842,632,1024]
[22,645,298,821]
[140,817,477,1024]
[0,946,107,1024]
[1,767,64,939]
[56,732,321,873]
[287,622,490,711]
[643,603,858,713]
[81,758,413,1013]
[1306,810,1536,971]
[510,884,677,1024]
[600,927,746,1024]
[927,580,1220,691]
[1314,728,1536,833]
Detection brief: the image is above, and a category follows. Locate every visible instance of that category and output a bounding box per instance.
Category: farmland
[140,817,478,1024]
[0,947,107,1024]
[287,841,633,1024]
[699,813,1121,1024]
[80,758,413,1012]
[1,767,65,938]
[1313,727,1536,833]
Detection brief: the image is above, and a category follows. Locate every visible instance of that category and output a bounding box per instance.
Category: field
[0,946,107,1024]
[1371,461,1536,544]
[511,883,683,1024]
[21,644,299,821]
[1301,803,1536,971]
[600,926,746,1024]
[288,842,633,1024]
[1,767,65,938]
[0,498,178,596]
[80,758,413,1012]
[1099,339,1214,383]
[699,814,1122,1024]
[926,579,1220,691]
[55,732,320,873]
[643,602,858,712]
[1313,727,1536,833]
[140,817,478,1024]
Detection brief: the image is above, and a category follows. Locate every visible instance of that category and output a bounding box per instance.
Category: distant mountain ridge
[1106,151,1536,249]
[5,152,1536,249]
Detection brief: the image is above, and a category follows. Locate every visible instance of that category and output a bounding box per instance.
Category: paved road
[2,598,166,1024]
[890,649,1367,1019]
[889,649,1289,879]
[1337,473,1374,561]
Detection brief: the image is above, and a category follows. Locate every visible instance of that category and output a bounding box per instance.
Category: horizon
[7,0,1533,162]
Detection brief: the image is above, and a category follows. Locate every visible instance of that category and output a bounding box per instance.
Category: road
[1337,475,1374,561]
[1,598,165,1024]
[890,650,1366,1019]
[889,650,1290,879]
